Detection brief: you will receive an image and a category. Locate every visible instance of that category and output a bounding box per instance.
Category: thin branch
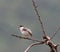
[54,44,60,52]
[11,34,41,42]
[32,0,47,37]
[49,45,55,52]
[55,46,58,52]
[11,34,59,52]
[32,1,59,52]
[50,48,55,52]
[24,42,44,52]
[51,27,60,40]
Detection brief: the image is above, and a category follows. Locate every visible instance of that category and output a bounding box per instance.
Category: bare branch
[32,0,47,37]
[11,34,41,42]
[45,38,59,52]
[51,27,60,40]
[11,34,59,52]
[54,44,60,52]
[24,42,44,52]
[49,45,55,52]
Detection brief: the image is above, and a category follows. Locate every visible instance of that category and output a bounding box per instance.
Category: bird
[18,25,32,38]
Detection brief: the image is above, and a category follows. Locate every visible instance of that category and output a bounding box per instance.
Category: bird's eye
[20,25,23,27]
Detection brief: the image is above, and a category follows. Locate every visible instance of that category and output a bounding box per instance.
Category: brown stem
[11,34,41,42]
[32,0,47,37]
[51,27,60,40]
[24,42,44,52]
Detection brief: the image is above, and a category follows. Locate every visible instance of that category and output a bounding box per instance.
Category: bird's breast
[21,31,29,35]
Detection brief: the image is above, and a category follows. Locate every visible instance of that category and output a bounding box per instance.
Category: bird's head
[17,25,24,28]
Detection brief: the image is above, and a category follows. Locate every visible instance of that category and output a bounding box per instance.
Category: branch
[24,41,44,52]
[49,47,55,52]
[11,34,59,52]
[54,44,60,52]
[32,0,47,37]
[51,27,60,40]
[11,34,41,42]
[45,39,59,52]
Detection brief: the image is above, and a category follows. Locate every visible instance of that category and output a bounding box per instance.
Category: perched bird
[18,25,32,38]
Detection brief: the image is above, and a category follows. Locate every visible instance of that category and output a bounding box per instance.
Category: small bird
[18,25,32,38]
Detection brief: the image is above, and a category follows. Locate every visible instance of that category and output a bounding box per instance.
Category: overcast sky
[0,0,60,52]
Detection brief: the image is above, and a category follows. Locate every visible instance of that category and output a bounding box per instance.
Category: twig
[32,0,47,37]
[51,27,60,40]
[24,42,44,52]
[11,34,41,42]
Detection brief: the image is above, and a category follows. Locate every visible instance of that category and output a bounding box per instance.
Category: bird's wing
[26,28,32,36]
[23,27,32,37]
[27,28,32,34]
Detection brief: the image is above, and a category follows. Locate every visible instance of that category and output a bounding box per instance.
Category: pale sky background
[0,0,60,52]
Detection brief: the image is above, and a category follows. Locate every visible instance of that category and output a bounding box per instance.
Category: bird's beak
[17,25,20,28]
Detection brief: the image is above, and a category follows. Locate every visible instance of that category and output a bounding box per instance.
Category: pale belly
[21,31,29,36]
